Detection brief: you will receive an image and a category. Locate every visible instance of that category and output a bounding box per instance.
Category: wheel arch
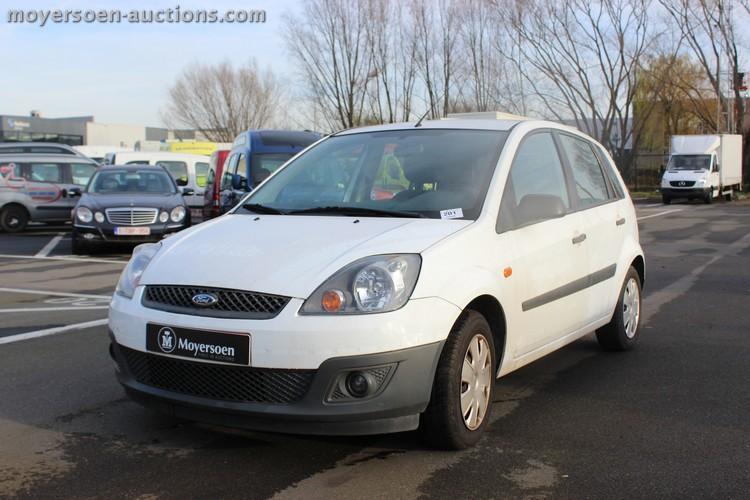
[463,295,507,374]
[631,255,645,289]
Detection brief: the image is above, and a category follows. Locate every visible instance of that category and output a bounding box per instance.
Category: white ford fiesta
[109,117,644,449]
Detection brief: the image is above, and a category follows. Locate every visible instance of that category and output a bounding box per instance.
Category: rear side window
[29,163,63,183]
[195,162,209,187]
[71,163,97,186]
[593,146,625,198]
[558,135,610,207]
[157,161,189,185]
[498,132,570,231]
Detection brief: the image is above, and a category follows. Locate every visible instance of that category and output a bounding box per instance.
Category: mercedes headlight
[76,207,93,223]
[696,179,706,186]
[115,243,161,299]
[300,254,421,315]
[170,206,186,222]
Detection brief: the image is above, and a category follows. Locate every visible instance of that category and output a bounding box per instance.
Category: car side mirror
[515,194,566,227]
[181,187,195,196]
[175,177,188,186]
[69,187,82,197]
[232,174,249,191]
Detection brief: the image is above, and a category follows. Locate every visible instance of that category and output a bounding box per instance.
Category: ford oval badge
[192,293,218,307]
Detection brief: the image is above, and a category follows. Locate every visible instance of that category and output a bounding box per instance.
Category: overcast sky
[1,0,300,126]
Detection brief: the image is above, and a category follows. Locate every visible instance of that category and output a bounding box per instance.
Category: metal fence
[621,152,668,192]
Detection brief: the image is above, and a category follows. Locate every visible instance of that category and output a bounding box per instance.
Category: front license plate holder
[115,226,151,236]
[146,323,251,365]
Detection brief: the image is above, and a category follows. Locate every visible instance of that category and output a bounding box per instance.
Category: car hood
[82,193,183,209]
[141,214,472,298]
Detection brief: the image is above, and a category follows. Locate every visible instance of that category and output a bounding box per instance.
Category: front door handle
[572,233,587,244]
[616,217,626,226]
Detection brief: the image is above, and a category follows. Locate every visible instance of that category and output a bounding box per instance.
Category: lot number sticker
[440,208,464,219]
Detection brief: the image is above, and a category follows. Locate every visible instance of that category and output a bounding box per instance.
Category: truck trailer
[660,134,743,204]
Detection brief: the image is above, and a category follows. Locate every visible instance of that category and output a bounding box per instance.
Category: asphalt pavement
[1,199,749,499]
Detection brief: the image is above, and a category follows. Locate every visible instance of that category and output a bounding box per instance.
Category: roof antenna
[414,84,453,128]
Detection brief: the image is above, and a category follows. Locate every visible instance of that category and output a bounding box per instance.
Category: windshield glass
[156,161,189,185]
[242,129,508,219]
[668,154,711,170]
[88,169,176,194]
[251,153,294,184]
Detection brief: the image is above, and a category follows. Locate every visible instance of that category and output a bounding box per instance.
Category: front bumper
[660,187,710,198]
[111,337,444,435]
[73,223,186,244]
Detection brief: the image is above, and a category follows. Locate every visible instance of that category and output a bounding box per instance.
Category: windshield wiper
[241,203,287,215]
[287,206,425,218]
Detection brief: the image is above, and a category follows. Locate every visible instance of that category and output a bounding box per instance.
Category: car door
[555,132,624,321]
[23,162,71,220]
[497,131,591,358]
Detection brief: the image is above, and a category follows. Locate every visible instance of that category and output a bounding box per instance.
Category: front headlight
[170,206,186,222]
[115,243,161,299]
[76,207,93,223]
[300,254,421,315]
[696,179,706,185]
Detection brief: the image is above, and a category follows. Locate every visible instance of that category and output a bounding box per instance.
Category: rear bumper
[111,338,444,436]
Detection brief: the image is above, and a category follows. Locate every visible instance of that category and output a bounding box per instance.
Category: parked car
[109,118,644,449]
[107,151,210,222]
[202,149,230,221]
[218,130,320,213]
[0,142,88,157]
[0,154,98,232]
[71,164,192,254]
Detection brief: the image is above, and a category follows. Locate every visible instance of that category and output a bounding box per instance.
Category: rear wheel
[596,267,642,351]
[724,190,733,202]
[421,310,495,450]
[0,205,29,233]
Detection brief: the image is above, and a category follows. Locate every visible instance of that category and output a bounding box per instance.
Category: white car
[109,118,645,449]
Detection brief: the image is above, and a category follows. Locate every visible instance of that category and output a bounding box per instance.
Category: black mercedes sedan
[70,164,193,254]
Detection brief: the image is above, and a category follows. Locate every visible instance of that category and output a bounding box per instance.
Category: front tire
[596,267,642,351]
[704,190,713,204]
[0,205,29,232]
[421,310,495,450]
[71,234,88,255]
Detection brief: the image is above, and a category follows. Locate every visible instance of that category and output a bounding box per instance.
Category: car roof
[101,164,169,171]
[0,142,87,154]
[0,154,98,163]
[333,118,581,136]
[113,151,209,160]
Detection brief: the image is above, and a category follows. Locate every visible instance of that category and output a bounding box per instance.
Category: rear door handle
[572,233,587,244]
[616,217,626,226]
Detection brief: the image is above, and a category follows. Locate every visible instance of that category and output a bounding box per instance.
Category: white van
[73,145,129,164]
[0,154,98,231]
[109,118,644,449]
[108,152,210,221]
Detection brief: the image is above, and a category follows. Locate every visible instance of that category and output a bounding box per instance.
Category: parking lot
[1,199,749,498]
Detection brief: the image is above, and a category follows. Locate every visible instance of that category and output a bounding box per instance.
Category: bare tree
[162,60,281,142]
[504,0,655,172]
[660,0,745,134]
[283,0,370,130]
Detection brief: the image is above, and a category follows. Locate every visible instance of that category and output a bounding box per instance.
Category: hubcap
[622,278,640,339]
[460,334,492,430]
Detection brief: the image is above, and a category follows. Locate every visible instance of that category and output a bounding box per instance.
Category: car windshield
[88,170,176,194]
[251,153,294,184]
[241,129,508,219]
[668,154,711,170]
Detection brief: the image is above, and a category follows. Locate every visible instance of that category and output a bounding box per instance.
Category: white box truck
[661,134,743,204]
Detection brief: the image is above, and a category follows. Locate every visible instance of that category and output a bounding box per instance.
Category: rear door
[555,132,625,320]
[22,162,70,220]
[497,131,591,357]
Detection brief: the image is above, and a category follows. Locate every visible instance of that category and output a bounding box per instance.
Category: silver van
[0,154,98,232]
[0,142,88,158]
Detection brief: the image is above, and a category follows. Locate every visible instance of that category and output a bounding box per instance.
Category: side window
[195,162,209,188]
[221,155,237,189]
[558,135,610,207]
[234,153,247,187]
[593,145,624,198]
[71,163,97,186]
[206,165,216,187]
[156,161,188,186]
[498,132,570,231]
[29,163,63,183]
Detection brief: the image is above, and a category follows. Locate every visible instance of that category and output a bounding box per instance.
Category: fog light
[346,372,370,398]
[83,233,95,240]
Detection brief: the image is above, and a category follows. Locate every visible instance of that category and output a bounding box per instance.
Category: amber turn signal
[503,267,513,278]
[321,289,345,312]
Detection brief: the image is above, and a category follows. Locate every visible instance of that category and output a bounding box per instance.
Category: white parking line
[0,318,108,345]
[0,306,109,313]
[0,287,111,299]
[637,209,684,221]
[640,203,664,208]
[0,253,127,265]
[34,232,65,258]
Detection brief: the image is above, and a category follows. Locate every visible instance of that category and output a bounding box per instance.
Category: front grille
[118,345,314,404]
[106,207,158,225]
[142,285,290,319]
[670,181,696,187]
